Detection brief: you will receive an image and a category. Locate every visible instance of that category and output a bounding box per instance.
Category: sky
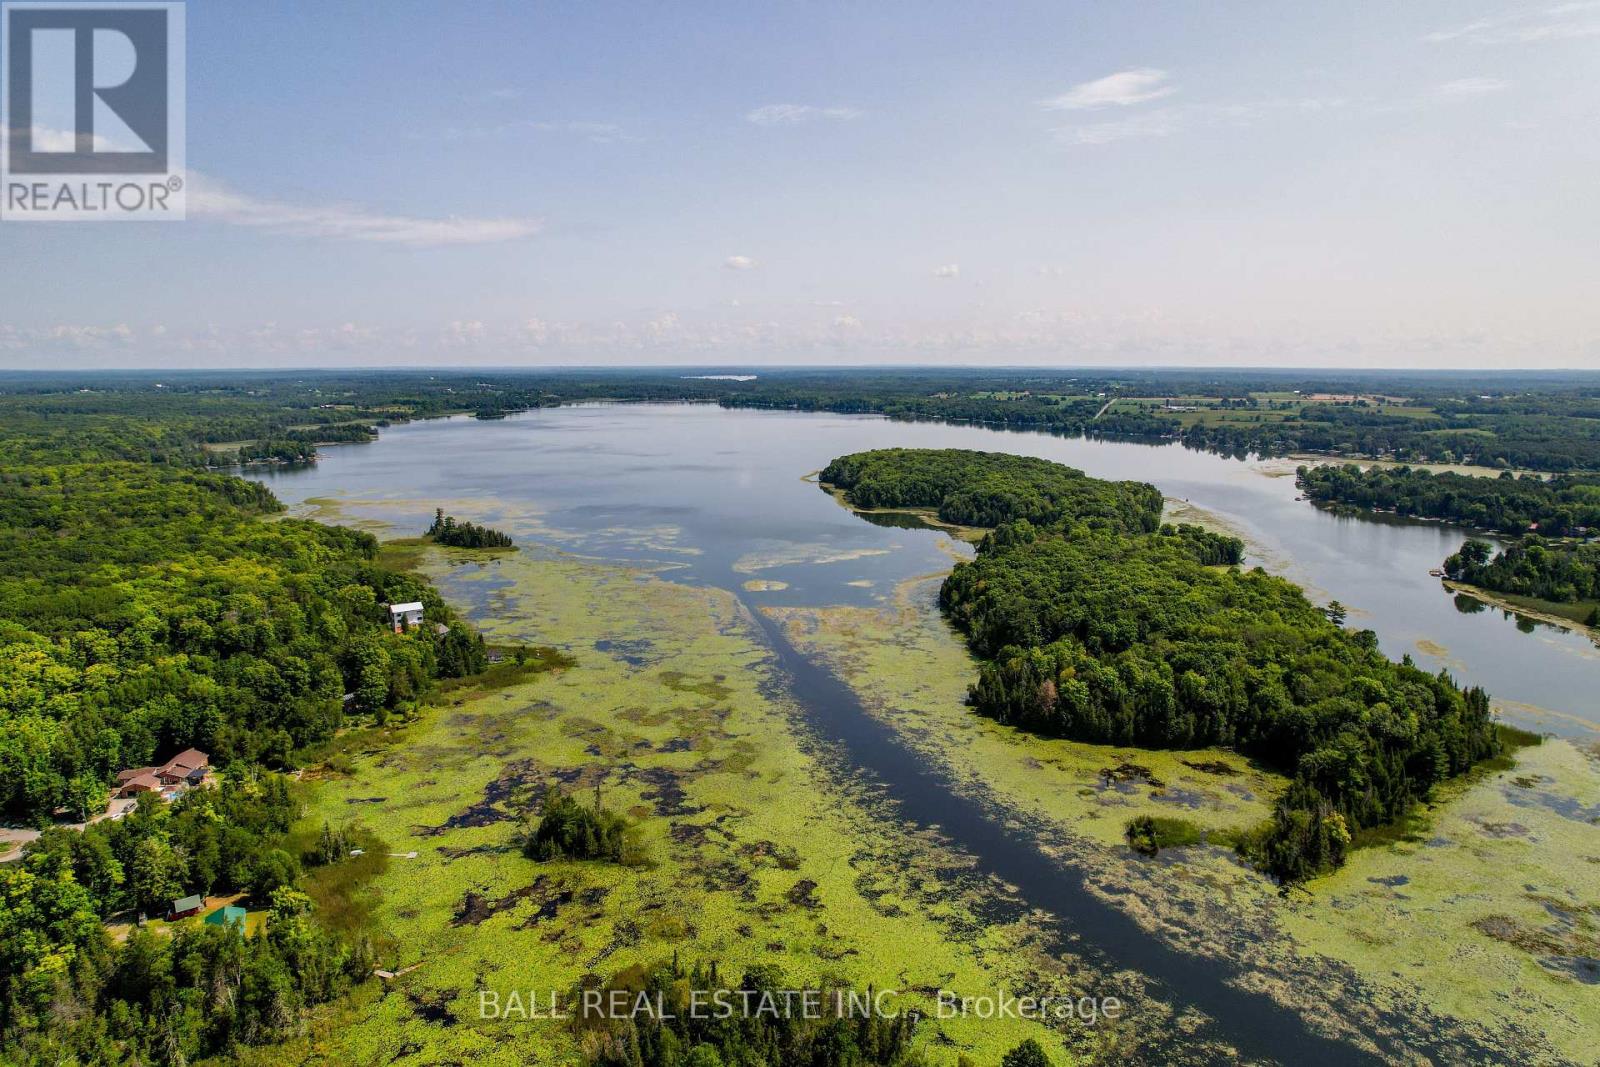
[2,0,1599,369]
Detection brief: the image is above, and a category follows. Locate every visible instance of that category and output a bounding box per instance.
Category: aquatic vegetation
[732,543,891,573]
[1124,816,1206,856]
[766,573,1600,1063]
[290,549,1095,1065]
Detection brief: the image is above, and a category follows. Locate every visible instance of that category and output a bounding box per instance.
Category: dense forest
[426,508,515,549]
[0,463,487,825]
[0,397,497,1063]
[1298,464,1600,536]
[821,448,1163,532]
[1444,538,1600,615]
[826,449,1498,882]
[2,774,377,1062]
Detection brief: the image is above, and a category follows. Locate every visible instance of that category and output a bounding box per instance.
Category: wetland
[257,403,1600,1065]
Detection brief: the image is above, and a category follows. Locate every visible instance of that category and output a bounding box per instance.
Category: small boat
[1428,568,1445,577]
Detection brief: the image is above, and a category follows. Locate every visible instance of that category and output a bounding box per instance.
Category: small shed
[204,905,247,931]
[169,894,203,920]
[388,601,425,632]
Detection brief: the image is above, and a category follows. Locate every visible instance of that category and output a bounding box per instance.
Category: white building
[388,601,424,632]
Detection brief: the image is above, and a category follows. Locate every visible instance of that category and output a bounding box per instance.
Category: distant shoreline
[1442,580,1599,644]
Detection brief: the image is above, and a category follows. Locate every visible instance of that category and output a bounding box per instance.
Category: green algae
[764,578,1285,850]
[288,549,1103,1065]
[767,567,1600,1063]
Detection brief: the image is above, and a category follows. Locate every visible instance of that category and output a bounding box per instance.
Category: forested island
[823,449,1500,882]
[1298,463,1600,536]
[426,509,515,549]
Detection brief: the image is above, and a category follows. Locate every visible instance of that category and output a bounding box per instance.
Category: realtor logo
[2,1,185,219]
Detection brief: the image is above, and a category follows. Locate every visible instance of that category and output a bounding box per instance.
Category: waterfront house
[388,601,425,632]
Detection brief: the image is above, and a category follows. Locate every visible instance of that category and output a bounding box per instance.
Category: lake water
[260,401,1597,739]
[256,401,1593,1063]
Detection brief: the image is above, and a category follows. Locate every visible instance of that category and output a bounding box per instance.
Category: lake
[259,401,1598,740]
[257,402,1596,1063]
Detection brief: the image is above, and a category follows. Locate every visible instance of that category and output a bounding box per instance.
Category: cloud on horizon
[187,175,544,246]
[746,104,862,125]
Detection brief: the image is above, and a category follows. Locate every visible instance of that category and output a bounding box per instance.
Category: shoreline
[1442,580,1600,645]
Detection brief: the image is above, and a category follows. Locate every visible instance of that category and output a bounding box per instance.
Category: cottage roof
[389,601,424,614]
[172,894,203,912]
[163,748,209,773]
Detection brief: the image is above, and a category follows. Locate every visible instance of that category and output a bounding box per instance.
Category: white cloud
[1041,69,1174,111]
[933,264,960,279]
[1432,77,1512,98]
[187,175,543,246]
[1426,4,1600,44]
[746,104,862,126]
[1058,108,1184,145]
[724,255,758,270]
[443,320,487,345]
[1052,97,1350,147]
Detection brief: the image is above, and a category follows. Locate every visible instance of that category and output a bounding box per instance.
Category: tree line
[0,462,486,825]
[827,449,1498,883]
[0,399,503,1062]
[8,368,1600,471]
[1444,538,1600,616]
[1298,464,1600,536]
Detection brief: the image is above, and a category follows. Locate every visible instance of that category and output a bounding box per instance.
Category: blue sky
[3,0,1598,368]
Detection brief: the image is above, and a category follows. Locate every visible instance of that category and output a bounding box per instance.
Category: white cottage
[388,601,424,632]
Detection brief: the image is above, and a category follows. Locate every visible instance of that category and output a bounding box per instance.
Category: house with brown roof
[156,748,209,786]
[116,771,163,797]
[116,749,210,799]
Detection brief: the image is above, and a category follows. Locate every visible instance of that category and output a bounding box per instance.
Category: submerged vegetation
[826,448,1499,882]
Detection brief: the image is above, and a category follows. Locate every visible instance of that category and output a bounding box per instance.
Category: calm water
[260,402,1598,738]
[257,402,1587,1062]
